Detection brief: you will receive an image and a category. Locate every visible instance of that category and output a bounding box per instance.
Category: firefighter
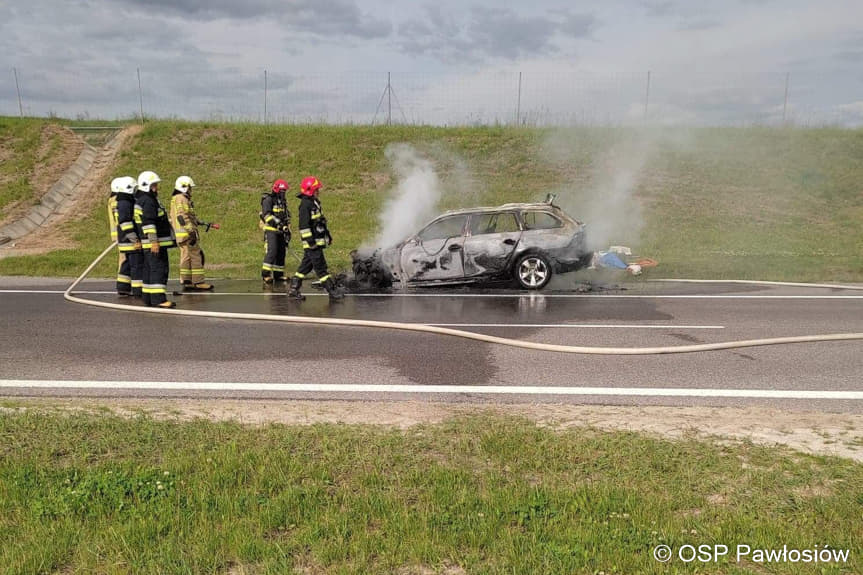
[288,176,343,301]
[135,170,177,308]
[170,175,214,291]
[108,177,131,296]
[114,176,143,298]
[260,179,291,284]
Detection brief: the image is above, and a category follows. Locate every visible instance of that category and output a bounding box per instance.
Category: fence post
[516,71,522,126]
[782,72,790,124]
[264,69,268,125]
[644,70,651,121]
[13,67,23,117]
[137,67,144,124]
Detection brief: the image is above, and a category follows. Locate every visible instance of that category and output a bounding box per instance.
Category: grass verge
[0,411,860,574]
[1,121,862,282]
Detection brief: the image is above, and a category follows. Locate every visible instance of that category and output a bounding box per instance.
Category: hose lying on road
[64,243,863,355]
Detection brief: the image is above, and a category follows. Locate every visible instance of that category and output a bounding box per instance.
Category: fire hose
[64,242,863,355]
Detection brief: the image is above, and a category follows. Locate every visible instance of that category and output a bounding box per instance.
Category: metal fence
[3,67,862,127]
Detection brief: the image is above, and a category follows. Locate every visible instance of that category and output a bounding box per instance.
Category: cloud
[109,0,392,39]
[677,17,721,31]
[396,5,596,63]
[641,1,677,17]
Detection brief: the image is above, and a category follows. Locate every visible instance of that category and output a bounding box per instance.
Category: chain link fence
[3,67,862,127]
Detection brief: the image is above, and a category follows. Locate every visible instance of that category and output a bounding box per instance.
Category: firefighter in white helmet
[134,170,176,308]
[113,176,142,297]
[108,177,131,296]
[170,175,214,291]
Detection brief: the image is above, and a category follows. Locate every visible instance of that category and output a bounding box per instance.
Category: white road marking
[2,289,863,299]
[428,324,724,329]
[1,380,861,399]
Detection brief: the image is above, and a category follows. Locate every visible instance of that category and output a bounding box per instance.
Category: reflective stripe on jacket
[135,192,176,248]
[297,195,328,250]
[116,194,141,252]
[170,191,197,243]
[107,194,119,241]
[261,193,289,233]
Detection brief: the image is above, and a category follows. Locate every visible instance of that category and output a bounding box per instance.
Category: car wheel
[514,253,552,290]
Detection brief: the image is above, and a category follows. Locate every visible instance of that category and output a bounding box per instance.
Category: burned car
[353,196,591,290]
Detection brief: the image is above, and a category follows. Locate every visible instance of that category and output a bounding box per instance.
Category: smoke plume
[369,143,444,249]
[545,128,657,252]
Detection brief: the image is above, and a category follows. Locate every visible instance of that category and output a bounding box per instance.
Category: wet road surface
[1,276,861,412]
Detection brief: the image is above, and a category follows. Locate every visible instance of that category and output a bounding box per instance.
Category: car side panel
[463,231,522,277]
[400,237,465,283]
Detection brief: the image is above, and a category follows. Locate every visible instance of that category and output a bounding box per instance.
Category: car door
[399,214,467,283]
[462,211,522,278]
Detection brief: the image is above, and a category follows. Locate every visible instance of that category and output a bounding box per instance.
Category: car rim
[519,257,548,287]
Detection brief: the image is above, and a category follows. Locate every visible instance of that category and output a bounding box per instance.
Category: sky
[2,0,863,125]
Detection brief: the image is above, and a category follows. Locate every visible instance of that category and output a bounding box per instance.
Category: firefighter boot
[288,276,305,301]
[323,277,344,301]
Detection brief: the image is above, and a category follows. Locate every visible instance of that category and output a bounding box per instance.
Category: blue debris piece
[597,252,629,269]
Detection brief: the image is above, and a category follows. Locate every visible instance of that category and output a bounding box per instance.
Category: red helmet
[300,176,322,196]
[272,179,289,193]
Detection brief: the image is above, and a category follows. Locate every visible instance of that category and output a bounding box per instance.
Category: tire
[514,253,553,290]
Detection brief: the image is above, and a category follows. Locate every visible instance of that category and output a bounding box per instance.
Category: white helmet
[137,170,161,193]
[110,177,126,194]
[112,176,137,194]
[175,175,195,194]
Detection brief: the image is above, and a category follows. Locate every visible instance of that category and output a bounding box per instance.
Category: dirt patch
[4,400,862,462]
[0,125,142,257]
[0,124,83,228]
[360,171,392,189]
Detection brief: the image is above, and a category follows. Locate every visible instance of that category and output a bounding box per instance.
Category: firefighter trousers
[126,249,144,298]
[116,251,131,294]
[262,231,286,280]
[178,241,205,284]
[294,247,330,282]
[142,249,170,306]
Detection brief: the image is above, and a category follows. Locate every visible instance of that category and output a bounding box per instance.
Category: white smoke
[545,128,660,252]
[369,143,444,249]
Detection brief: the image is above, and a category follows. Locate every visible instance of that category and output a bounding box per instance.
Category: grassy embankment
[0,117,72,220]
[0,120,861,282]
[0,410,860,574]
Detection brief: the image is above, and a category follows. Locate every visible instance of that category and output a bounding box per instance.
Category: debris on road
[589,246,657,276]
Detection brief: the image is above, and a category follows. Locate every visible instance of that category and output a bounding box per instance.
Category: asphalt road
[1,276,861,412]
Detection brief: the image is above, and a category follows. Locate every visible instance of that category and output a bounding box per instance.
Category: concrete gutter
[0,143,99,244]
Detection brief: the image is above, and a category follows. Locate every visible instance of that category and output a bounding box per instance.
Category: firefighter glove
[326,231,333,246]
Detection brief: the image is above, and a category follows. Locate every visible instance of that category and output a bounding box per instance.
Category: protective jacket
[116,193,141,252]
[297,194,330,250]
[135,192,176,249]
[260,193,289,232]
[107,194,119,242]
[170,191,198,244]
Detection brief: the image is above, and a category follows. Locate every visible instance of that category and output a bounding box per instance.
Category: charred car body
[353,196,591,290]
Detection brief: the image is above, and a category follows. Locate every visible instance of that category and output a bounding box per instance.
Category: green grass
[0,117,50,215]
[1,120,862,282]
[0,411,859,574]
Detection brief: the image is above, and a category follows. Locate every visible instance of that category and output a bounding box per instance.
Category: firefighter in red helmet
[260,179,291,284]
[288,176,343,301]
